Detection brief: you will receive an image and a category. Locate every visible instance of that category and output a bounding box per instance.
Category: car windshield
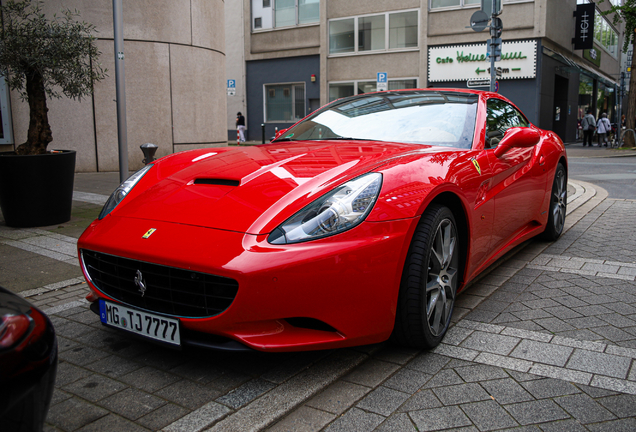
[274,91,479,149]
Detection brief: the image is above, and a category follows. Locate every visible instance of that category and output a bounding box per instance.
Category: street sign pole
[112,0,128,183]
[490,0,497,92]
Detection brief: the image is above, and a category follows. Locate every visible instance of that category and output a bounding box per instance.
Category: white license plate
[99,300,181,346]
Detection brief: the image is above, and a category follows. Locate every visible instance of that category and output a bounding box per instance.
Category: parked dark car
[0,286,57,432]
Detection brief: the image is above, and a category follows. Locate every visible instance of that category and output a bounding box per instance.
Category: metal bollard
[140,143,158,165]
[261,124,265,144]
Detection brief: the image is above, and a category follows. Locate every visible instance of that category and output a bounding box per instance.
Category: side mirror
[274,128,289,139]
[493,127,540,158]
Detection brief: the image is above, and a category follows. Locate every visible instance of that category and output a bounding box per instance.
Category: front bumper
[78,215,416,352]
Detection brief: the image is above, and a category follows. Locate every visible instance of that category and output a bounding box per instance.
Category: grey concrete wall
[327,0,419,19]
[328,51,420,82]
[427,2,536,46]
[245,55,320,141]
[251,25,321,55]
[5,0,226,172]
[226,0,247,137]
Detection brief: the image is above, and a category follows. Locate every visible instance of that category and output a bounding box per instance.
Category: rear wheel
[392,204,459,349]
[541,163,567,241]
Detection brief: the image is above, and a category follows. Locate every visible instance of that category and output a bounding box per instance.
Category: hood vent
[193,178,240,187]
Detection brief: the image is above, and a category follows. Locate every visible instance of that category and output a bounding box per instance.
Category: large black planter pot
[0,150,76,228]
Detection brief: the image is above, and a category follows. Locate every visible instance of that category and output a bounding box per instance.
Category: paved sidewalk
[0,170,634,431]
[267,185,636,431]
[565,141,636,159]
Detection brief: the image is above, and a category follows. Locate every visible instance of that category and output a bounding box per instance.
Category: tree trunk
[623,49,636,148]
[15,69,52,155]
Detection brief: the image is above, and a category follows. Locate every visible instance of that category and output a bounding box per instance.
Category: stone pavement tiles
[542,199,636,264]
[268,200,636,431]
[268,348,635,432]
[0,198,103,293]
[40,302,377,432]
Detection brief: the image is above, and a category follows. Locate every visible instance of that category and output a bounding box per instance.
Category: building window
[389,79,417,90]
[252,0,319,31]
[265,83,305,122]
[329,78,418,102]
[359,15,385,51]
[594,12,619,58]
[274,0,295,27]
[0,77,13,145]
[431,0,523,10]
[254,17,262,29]
[329,82,355,101]
[329,10,419,55]
[329,19,354,54]
[299,0,319,24]
[430,0,479,9]
[389,12,418,49]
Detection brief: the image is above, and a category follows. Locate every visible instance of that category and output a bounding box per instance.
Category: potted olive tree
[0,0,105,227]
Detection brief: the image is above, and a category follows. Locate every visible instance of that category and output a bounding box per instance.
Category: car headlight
[268,173,382,244]
[98,164,154,219]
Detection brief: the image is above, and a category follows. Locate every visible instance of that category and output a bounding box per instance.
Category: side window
[485,99,528,148]
[486,99,507,148]
[511,107,529,128]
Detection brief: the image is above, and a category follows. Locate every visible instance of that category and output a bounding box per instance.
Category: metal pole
[113,0,128,183]
[618,72,624,145]
[489,0,496,92]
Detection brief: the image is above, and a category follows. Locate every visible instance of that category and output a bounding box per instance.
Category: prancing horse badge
[471,158,481,175]
[142,228,156,239]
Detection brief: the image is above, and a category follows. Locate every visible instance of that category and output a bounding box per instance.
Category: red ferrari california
[78,90,567,352]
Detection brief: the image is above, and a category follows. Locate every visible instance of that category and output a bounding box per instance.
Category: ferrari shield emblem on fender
[142,228,156,239]
[471,158,481,175]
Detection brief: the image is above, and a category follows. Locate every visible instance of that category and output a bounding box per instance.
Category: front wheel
[541,163,567,241]
[392,204,459,349]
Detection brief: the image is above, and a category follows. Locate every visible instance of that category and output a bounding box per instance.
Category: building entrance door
[552,75,569,141]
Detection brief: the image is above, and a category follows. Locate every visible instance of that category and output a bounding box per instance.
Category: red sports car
[78,90,567,352]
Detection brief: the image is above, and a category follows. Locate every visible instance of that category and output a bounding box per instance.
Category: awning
[542,46,618,87]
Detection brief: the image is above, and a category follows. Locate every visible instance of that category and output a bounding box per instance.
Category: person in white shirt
[596,112,611,147]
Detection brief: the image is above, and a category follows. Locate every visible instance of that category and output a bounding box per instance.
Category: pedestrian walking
[581,109,596,147]
[596,112,611,147]
[236,112,246,143]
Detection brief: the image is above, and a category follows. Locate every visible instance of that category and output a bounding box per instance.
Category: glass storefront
[596,82,616,123]
[578,74,593,122]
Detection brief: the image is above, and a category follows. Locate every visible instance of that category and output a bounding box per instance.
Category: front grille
[81,250,239,318]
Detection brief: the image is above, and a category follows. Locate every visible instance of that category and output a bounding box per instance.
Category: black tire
[541,163,567,241]
[392,204,459,349]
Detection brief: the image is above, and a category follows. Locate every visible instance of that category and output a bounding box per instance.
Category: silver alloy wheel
[552,167,567,234]
[425,218,458,337]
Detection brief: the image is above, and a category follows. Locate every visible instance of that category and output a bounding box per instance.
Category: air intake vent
[194,178,239,186]
[285,317,338,333]
[82,250,239,318]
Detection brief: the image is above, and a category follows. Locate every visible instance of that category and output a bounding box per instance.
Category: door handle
[539,155,545,166]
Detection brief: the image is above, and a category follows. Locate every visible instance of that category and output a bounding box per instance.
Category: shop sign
[573,3,595,50]
[583,47,601,67]
[428,40,537,82]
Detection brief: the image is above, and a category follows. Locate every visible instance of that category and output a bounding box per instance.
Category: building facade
[0,0,226,172]
[228,0,624,144]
